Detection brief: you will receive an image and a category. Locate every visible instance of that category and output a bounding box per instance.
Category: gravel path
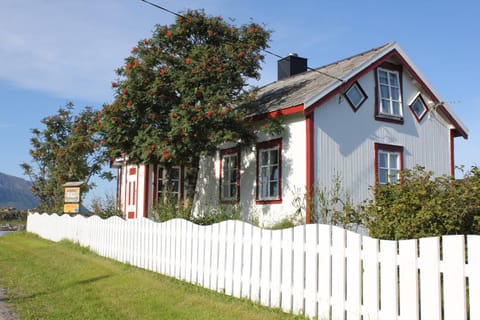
[0,287,17,320]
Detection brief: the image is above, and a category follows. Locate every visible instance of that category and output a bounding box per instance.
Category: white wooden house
[113,42,468,225]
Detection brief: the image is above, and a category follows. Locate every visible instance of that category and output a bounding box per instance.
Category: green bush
[89,193,123,219]
[292,173,363,232]
[362,166,480,239]
[150,195,193,223]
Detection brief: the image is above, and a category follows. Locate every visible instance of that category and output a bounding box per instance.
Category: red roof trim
[305,113,314,224]
[250,104,304,121]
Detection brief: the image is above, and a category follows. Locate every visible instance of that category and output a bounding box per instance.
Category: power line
[138,0,344,84]
[140,0,184,19]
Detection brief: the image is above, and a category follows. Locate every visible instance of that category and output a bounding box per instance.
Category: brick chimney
[277,53,307,80]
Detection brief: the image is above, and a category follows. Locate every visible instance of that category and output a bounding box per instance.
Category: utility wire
[139,0,344,84]
[140,0,185,19]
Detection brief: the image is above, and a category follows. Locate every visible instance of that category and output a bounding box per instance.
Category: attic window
[345,82,367,111]
[375,62,404,124]
[409,93,428,122]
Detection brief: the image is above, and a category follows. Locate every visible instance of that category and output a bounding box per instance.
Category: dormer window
[375,63,404,124]
[409,93,428,122]
[345,82,367,112]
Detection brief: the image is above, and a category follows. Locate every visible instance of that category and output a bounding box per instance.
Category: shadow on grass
[7,274,112,302]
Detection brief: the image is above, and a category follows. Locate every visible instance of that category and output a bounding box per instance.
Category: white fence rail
[27,212,479,320]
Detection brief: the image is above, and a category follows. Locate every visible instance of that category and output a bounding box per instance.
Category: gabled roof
[255,42,468,138]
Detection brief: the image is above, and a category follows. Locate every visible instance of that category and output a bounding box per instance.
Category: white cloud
[0,0,177,103]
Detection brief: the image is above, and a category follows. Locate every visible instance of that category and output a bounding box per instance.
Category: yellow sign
[64,187,81,203]
[64,203,80,214]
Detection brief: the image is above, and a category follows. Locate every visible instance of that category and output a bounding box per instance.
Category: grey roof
[255,42,394,113]
[253,41,468,138]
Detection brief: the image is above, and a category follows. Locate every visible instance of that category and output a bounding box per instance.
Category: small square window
[409,93,428,122]
[345,82,367,111]
[374,143,403,185]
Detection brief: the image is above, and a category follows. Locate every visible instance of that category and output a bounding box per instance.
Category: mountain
[0,172,39,210]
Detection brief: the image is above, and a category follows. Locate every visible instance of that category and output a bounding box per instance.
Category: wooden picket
[26,212,480,320]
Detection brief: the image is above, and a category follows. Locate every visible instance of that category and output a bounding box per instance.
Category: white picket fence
[26,212,479,320]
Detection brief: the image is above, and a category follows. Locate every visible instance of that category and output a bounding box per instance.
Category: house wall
[194,113,307,227]
[313,68,452,205]
[118,163,148,219]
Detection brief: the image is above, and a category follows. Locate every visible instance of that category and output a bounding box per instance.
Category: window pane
[389,73,398,86]
[389,154,398,169]
[223,185,229,198]
[380,85,389,99]
[170,168,180,179]
[379,153,388,168]
[270,181,278,197]
[260,151,268,165]
[171,181,179,192]
[390,169,399,183]
[391,88,400,101]
[230,169,237,183]
[261,180,268,197]
[379,169,388,184]
[230,184,237,198]
[380,99,389,113]
[261,167,268,180]
[346,85,363,106]
[271,166,278,180]
[270,150,278,164]
[413,99,425,117]
[379,71,388,84]
[392,102,401,115]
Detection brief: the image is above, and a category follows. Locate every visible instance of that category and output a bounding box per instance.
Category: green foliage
[21,102,113,213]
[89,193,123,219]
[293,174,363,232]
[150,197,241,226]
[363,166,480,239]
[267,217,298,230]
[0,208,27,221]
[192,203,241,225]
[99,10,275,168]
[150,195,193,222]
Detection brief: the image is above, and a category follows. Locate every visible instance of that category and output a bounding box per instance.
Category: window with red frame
[375,63,403,123]
[157,166,182,201]
[256,139,282,203]
[375,143,403,185]
[220,148,240,201]
[409,93,429,122]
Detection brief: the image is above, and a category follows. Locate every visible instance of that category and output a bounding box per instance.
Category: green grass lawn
[0,232,305,320]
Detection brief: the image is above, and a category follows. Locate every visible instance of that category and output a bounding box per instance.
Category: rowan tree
[99,10,276,196]
[21,103,112,213]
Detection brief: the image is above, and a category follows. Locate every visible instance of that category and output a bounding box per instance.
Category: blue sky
[1,0,479,207]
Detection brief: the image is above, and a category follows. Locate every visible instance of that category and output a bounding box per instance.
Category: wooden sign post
[63,181,83,214]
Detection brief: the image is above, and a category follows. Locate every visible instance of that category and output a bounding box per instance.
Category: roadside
[0,229,22,320]
[0,287,17,320]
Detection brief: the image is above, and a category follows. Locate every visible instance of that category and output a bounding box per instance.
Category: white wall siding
[194,113,306,227]
[313,69,452,204]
